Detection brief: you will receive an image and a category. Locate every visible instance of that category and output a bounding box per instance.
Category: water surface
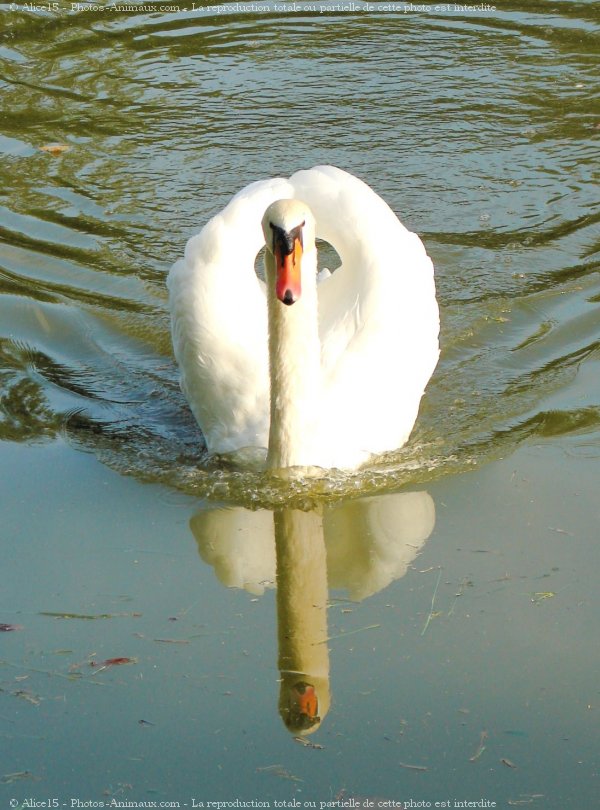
[0,1,598,807]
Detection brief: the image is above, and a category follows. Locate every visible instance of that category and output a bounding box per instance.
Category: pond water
[1,1,599,808]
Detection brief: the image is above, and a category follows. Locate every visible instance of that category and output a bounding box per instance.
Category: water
[1,1,599,807]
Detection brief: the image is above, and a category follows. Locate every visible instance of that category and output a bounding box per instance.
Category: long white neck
[265,247,321,469]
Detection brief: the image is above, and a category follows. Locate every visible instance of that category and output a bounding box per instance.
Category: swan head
[279,674,330,736]
[261,199,315,306]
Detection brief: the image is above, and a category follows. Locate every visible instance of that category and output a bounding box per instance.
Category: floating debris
[90,657,137,670]
[1,659,104,685]
[294,736,324,749]
[399,761,428,771]
[421,568,443,636]
[153,638,191,645]
[317,624,380,644]
[531,591,556,604]
[40,611,140,620]
[1,770,37,784]
[39,143,70,156]
[469,730,488,762]
[334,790,397,804]
[13,690,42,706]
[256,764,303,782]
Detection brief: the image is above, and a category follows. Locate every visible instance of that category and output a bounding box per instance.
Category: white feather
[168,165,439,470]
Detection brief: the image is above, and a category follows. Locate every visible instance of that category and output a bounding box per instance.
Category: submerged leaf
[90,657,137,668]
[39,143,70,156]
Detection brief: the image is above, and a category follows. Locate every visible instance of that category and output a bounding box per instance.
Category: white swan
[168,165,439,470]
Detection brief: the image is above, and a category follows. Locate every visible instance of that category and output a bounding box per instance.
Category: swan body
[168,165,439,470]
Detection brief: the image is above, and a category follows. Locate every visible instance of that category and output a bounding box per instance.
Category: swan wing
[168,176,295,452]
[290,166,440,466]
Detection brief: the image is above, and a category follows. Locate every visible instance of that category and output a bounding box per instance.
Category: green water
[1,2,599,808]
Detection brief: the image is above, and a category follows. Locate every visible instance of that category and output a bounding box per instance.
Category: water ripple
[0,0,598,504]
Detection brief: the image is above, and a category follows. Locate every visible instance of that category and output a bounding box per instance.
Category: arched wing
[168,176,295,452]
[291,166,440,461]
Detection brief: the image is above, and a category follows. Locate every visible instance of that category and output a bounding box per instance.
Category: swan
[168,165,439,470]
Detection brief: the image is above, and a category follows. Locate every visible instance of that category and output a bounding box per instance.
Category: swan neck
[265,247,320,469]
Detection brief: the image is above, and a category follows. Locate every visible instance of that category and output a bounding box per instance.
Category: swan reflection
[190,490,435,734]
[274,508,329,735]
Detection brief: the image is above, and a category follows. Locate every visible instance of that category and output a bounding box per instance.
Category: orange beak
[293,682,319,720]
[274,235,303,306]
